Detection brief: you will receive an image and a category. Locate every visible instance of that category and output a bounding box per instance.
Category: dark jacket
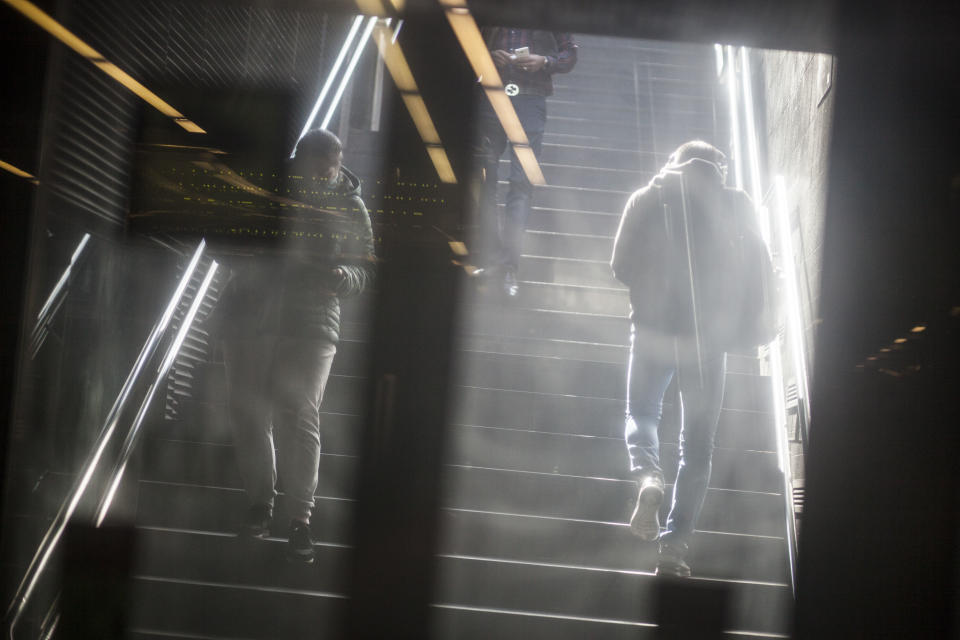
[482,28,578,96]
[218,166,375,344]
[611,158,776,355]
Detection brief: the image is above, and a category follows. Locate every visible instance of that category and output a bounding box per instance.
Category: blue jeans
[625,326,727,545]
[474,93,547,269]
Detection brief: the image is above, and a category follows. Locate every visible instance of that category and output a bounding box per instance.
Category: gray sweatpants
[222,335,337,524]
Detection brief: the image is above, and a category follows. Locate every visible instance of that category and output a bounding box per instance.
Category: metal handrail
[94,259,218,525]
[4,240,208,638]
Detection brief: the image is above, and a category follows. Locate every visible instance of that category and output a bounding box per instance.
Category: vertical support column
[343,10,474,638]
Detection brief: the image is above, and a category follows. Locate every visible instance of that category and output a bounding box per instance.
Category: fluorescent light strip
[372,18,456,183]
[740,48,769,242]
[400,94,442,144]
[725,45,743,190]
[320,16,377,131]
[737,44,799,597]
[442,5,544,185]
[355,0,387,15]
[444,10,502,87]
[295,15,365,152]
[426,146,456,184]
[0,159,35,179]
[4,0,204,133]
[514,145,546,186]
[774,176,811,420]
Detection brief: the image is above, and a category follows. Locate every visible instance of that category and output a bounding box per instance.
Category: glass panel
[2,1,833,637]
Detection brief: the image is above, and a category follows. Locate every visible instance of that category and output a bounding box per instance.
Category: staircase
[124,35,792,639]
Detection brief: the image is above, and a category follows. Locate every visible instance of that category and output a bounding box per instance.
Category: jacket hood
[649,157,725,191]
[334,166,362,198]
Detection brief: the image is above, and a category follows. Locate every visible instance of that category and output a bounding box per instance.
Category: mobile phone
[514,46,530,59]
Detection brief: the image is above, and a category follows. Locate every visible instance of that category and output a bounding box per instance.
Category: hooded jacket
[218,166,375,343]
[611,158,775,355]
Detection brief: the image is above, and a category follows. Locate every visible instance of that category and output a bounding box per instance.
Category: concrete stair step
[501,160,647,194]
[137,457,783,538]
[128,527,789,637]
[525,205,622,235]
[522,183,630,214]
[142,426,779,495]
[518,254,623,288]
[133,492,785,584]
[523,231,613,262]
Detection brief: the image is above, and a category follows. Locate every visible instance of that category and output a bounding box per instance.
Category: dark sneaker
[287,520,315,564]
[656,540,691,577]
[503,268,519,299]
[240,504,272,539]
[630,473,664,541]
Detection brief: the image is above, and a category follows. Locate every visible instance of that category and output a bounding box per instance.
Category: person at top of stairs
[213,128,376,564]
[611,140,777,577]
[472,26,577,299]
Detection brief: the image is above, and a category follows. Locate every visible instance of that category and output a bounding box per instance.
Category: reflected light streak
[444,9,502,87]
[34,233,90,323]
[296,15,365,152]
[740,47,769,242]
[5,241,207,631]
[391,18,404,43]
[320,16,378,130]
[442,2,544,185]
[372,18,456,183]
[378,27,417,92]
[514,145,546,186]
[483,89,531,145]
[355,0,387,15]
[95,261,219,527]
[774,176,811,422]
[0,159,35,179]
[426,146,457,184]
[401,94,442,144]
[4,0,204,133]
[910,325,926,333]
[725,45,743,190]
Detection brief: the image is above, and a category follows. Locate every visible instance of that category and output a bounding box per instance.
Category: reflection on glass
[2,3,834,636]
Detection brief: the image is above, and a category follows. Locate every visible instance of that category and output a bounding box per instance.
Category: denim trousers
[222,334,337,524]
[475,93,547,269]
[625,326,727,545]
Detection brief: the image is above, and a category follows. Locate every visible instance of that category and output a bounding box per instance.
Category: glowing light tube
[294,15,365,152]
[4,241,207,633]
[320,16,378,130]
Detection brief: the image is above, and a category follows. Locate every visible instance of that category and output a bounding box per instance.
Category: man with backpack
[611,140,777,576]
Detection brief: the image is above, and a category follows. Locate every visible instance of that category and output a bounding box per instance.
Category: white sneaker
[630,473,664,541]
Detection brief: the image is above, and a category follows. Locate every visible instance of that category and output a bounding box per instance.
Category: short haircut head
[669,140,726,167]
[294,129,342,163]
